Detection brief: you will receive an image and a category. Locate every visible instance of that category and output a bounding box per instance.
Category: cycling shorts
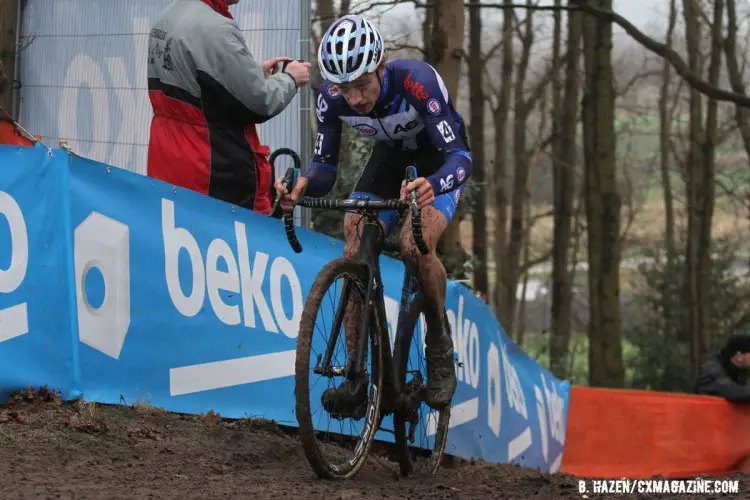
[350,132,468,233]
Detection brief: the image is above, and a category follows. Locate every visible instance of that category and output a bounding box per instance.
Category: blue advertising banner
[68,153,320,424]
[66,154,570,472]
[0,145,80,400]
[0,147,569,472]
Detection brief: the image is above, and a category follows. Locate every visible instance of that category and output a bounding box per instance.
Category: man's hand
[262,57,292,79]
[400,177,435,209]
[283,61,311,87]
[274,175,309,212]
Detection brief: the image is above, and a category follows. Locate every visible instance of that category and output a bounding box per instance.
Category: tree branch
[617,69,661,97]
[388,42,427,56]
[482,38,506,66]
[520,249,553,274]
[412,1,750,107]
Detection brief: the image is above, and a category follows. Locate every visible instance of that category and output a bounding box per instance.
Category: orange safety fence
[560,386,750,479]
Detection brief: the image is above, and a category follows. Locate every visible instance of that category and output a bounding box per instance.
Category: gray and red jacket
[147,0,297,213]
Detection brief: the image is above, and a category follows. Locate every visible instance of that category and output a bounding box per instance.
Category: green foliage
[523,332,641,387]
[624,237,750,392]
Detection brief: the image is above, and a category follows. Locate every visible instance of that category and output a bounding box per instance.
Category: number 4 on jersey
[437,120,455,143]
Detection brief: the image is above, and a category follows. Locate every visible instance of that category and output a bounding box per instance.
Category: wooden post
[0,0,20,117]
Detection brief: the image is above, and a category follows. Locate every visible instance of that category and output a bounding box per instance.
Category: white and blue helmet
[317,15,386,84]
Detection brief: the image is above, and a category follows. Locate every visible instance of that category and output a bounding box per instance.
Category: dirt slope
[0,389,743,499]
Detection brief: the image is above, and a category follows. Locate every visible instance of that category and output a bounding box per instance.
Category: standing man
[147,0,310,214]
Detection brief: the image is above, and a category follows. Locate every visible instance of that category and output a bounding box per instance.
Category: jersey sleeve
[306,85,343,197]
[403,64,472,195]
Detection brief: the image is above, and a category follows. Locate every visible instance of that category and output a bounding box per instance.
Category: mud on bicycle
[269,148,453,480]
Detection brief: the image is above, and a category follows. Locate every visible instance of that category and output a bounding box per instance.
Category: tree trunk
[724,0,750,188]
[682,0,706,371]
[424,0,467,277]
[469,0,488,296]
[696,0,723,363]
[504,2,535,336]
[0,0,19,116]
[580,0,625,388]
[516,198,532,347]
[659,0,677,260]
[493,0,514,327]
[422,4,434,54]
[550,0,581,380]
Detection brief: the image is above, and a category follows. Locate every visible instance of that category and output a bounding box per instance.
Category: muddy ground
[0,389,745,499]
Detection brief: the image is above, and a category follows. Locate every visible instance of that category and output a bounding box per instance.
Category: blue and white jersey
[306,59,472,197]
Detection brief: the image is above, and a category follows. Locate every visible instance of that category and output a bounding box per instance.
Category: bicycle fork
[313,219,384,381]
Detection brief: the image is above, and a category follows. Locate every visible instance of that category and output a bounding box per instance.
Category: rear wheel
[392,298,451,476]
[295,258,383,479]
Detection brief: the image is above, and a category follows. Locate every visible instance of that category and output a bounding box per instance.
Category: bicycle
[269,148,452,480]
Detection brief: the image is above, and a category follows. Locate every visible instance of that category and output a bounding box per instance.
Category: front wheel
[294,258,384,479]
[392,299,451,476]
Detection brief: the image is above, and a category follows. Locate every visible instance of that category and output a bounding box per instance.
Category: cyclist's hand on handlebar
[400,177,435,209]
[274,175,308,212]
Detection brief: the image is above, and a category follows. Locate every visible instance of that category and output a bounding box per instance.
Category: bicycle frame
[272,151,430,409]
[313,211,423,411]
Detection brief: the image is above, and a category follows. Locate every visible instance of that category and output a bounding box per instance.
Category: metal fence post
[298,0,312,229]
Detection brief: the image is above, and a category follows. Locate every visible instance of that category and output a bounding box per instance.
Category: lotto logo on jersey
[457,167,466,182]
[426,98,441,115]
[354,124,377,137]
[404,73,429,100]
[327,86,341,98]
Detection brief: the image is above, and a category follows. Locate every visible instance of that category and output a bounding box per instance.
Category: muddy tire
[294,258,384,479]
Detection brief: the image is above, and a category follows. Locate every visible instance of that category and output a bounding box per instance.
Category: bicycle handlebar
[269,149,430,256]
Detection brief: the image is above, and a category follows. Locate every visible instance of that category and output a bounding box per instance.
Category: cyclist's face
[335,66,384,114]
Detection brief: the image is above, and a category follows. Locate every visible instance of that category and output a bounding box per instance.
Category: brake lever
[405,165,419,215]
[404,165,429,256]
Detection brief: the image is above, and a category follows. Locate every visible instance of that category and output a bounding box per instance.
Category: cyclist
[275,15,471,414]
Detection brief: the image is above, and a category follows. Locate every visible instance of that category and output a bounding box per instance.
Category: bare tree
[549,0,581,380]
[580,0,625,388]
[684,0,724,369]
[724,0,750,167]
[504,2,544,337]
[492,0,514,325]
[469,0,488,296]
[659,0,678,260]
[423,0,468,276]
